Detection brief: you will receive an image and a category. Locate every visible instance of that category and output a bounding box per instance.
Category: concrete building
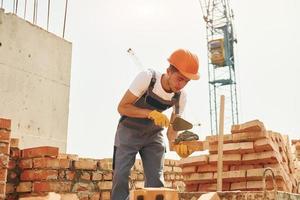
[0,8,72,152]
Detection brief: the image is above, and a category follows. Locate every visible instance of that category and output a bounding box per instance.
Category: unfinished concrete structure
[0,9,72,152]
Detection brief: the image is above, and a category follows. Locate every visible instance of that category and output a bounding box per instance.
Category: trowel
[171,117,201,131]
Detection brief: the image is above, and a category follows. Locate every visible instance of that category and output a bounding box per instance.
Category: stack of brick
[6,138,21,200]
[179,120,298,193]
[291,140,300,182]
[0,118,11,199]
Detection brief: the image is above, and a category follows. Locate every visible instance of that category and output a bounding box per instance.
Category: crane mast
[199,0,239,135]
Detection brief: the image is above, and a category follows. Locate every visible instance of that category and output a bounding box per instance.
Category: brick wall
[0,116,184,200]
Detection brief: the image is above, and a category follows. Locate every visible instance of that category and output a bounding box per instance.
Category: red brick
[72,182,95,192]
[0,182,6,196]
[33,181,72,192]
[7,171,18,182]
[103,172,113,180]
[0,169,7,181]
[230,182,247,190]
[183,172,214,183]
[197,164,229,173]
[92,171,103,181]
[33,157,70,169]
[182,166,197,173]
[10,148,20,158]
[185,183,198,192]
[97,181,112,190]
[20,169,58,181]
[9,138,19,148]
[60,170,76,181]
[74,159,97,170]
[98,159,113,170]
[209,142,254,154]
[242,151,282,164]
[90,192,100,200]
[198,182,230,192]
[231,120,265,134]
[178,155,208,167]
[80,172,91,181]
[232,131,269,142]
[8,160,17,169]
[16,182,32,193]
[213,170,246,182]
[209,154,241,164]
[0,129,10,141]
[19,159,33,169]
[0,142,10,155]
[101,191,111,200]
[5,183,15,194]
[230,164,263,171]
[21,146,59,158]
[0,154,9,168]
[0,118,11,130]
[206,134,233,144]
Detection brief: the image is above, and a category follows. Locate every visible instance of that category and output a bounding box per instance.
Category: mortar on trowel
[171,117,201,158]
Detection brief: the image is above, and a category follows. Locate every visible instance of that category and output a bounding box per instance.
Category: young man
[112,49,200,200]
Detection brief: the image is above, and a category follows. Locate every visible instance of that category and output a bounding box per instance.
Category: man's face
[168,70,190,92]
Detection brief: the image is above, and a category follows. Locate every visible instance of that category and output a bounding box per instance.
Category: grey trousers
[111,124,165,200]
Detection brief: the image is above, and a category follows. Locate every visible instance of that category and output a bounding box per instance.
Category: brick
[254,138,279,152]
[97,181,112,190]
[232,131,269,142]
[198,183,230,192]
[209,154,241,164]
[92,171,103,181]
[246,168,285,181]
[231,120,265,134]
[209,142,254,154]
[0,118,11,130]
[22,146,59,158]
[90,192,100,200]
[58,153,79,161]
[206,134,233,144]
[230,182,247,190]
[173,166,182,173]
[16,182,32,193]
[33,181,72,192]
[0,154,9,168]
[9,138,19,148]
[20,169,58,181]
[0,129,10,141]
[183,172,214,183]
[130,171,144,181]
[74,159,97,170]
[0,169,7,181]
[7,160,17,169]
[33,157,70,169]
[0,142,10,155]
[98,159,113,171]
[59,170,76,181]
[103,171,112,180]
[197,164,229,173]
[101,191,111,200]
[72,182,95,192]
[80,172,91,181]
[185,183,198,192]
[242,151,282,164]
[213,170,246,182]
[6,183,15,194]
[246,180,287,191]
[230,164,263,171]
[10,148,20,158]
[19,159,33,169]
[0,182,6,196]
[178,155,208,167]
[60,193,79,200]
[182,166,197,173]
[163,166,172,173]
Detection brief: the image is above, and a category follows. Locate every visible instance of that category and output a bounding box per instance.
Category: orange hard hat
[167,49,200,80]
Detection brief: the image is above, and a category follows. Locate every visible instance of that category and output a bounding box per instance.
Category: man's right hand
[147,110,170,128]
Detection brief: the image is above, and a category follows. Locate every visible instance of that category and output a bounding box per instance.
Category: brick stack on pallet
[0,118,11,199]
[179,120,298,193]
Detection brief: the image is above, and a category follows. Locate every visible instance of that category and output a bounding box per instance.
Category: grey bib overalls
[111,70,180,200]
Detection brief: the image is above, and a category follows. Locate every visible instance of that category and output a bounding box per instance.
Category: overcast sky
[4,0,299,159]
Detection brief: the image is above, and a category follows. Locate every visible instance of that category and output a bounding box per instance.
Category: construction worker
[112,49,200,200]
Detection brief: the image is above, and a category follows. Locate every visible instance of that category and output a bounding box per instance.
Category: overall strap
[172,92,181,115]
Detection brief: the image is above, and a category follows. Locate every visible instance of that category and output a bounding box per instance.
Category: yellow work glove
[147,110,170,128]
[174,143,189,158]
